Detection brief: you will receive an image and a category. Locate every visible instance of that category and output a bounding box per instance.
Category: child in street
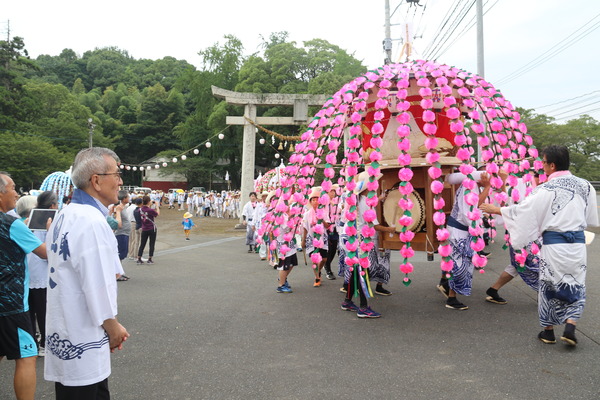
[182,212,196,240]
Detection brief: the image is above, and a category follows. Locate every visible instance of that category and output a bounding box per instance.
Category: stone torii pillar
[211,86,329,222]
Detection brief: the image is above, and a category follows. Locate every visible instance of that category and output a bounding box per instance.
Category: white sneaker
[38,347,46,357]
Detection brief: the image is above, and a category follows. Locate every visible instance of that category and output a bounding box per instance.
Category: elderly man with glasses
[45,147,129,399]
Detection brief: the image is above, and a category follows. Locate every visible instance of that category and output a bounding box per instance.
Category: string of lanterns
[118,118,298,171]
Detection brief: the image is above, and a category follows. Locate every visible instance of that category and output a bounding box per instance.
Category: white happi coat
[45,189,121,386]
[501,172,598,326]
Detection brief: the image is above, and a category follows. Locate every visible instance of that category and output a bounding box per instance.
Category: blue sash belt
[542,230,584,245]
[447,215,468,232]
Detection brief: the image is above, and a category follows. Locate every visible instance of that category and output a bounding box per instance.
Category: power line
[533,90,600,110]
[551,106,600,122]
[433,0,500,59]
[421,0,464,57]
[544,99,600,118]
[426,0,476,60]
[495,12,600,86]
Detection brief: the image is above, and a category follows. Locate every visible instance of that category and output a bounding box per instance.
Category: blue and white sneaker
[276,285,293,293]
[341,300,359,312]
[283,281,291,289]
[357,306,381,318]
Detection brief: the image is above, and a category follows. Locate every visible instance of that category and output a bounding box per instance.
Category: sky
[3,0,600,122]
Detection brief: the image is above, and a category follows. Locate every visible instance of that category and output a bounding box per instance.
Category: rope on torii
[243,116,302,142]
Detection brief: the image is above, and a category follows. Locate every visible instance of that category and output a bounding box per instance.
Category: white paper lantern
[218,133,224,140]
[132,166,137,171]
[193,149,199,155]
[181,155,187,160]
[119,164,125,169]
[274,154,280,159]
[155,164,160,169]
[172,158,178,163]
[259,138,265,145]
[162,162,167,167]
[205,142,212,148]
[126,165,131,170]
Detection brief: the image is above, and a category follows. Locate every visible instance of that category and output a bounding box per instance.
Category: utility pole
[476,0,485,77]
[383,0,393,64]
[87,118,95,148]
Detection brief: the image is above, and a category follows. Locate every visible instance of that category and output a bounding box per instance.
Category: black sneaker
[538,329,556,344]
[326,272,336,280]
[560,324,577,346]
[437,280,450,298]
[445,297,468,310]
[375,286,392,296]
[479,250,491,257]
[485,288,507,305]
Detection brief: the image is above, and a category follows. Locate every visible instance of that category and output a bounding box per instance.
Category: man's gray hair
[71,148,120,190]
[0,171,10,194]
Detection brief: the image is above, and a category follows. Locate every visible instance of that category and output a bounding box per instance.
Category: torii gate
[211,86,329,220]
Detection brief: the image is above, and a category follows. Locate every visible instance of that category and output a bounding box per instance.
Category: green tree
[83,47,133,90]
[519,108,600,180]
[21,81,112,154]
[0,36,39,129]
[0,130,70,190]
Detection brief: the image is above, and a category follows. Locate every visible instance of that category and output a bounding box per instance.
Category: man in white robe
[482,145,598,346]
[45,148,129,397]
[442,171,490,310]
[242,192,258,252]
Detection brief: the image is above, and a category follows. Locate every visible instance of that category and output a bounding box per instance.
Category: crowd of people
[245,146,598,338]
[0,144,598,399]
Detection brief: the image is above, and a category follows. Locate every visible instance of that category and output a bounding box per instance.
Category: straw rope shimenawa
[244,116,302,141]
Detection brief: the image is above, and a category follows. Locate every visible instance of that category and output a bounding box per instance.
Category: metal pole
[476,0,485,77]
[87,118,95,148]
[383,0,392,64]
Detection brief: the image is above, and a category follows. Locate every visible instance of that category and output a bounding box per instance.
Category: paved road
[2,213,600,399]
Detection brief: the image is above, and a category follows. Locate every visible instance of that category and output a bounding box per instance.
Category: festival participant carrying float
[263,60,542,293]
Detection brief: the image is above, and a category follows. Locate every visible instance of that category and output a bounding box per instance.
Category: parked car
[134,187,152,194]
[191,186,206,193]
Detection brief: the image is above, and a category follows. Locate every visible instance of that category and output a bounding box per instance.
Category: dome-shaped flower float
[40,170,74,210]
[254,161,287,195]
[261,59,542,285]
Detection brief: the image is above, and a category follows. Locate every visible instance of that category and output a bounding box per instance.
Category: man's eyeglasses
[95,171,123,178]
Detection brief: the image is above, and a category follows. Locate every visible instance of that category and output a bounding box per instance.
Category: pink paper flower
[433,197,445,210]
[440,259,454,272]
[438,244,451,257]
[398,168,413,181]
[433,211,446,226]
[400,230,415,242]
[400,262,414,274]
[428,166,442,180]
[431,180,444,195]
[311,253,323,264]
[363,209,377,223]
[436,228,450,241]
[426,152,440,164]
[400,245,415,258]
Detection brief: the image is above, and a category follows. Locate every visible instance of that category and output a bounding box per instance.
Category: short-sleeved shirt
[0,212,43,316]
[139,206,158,231]
[182,218,195,230]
